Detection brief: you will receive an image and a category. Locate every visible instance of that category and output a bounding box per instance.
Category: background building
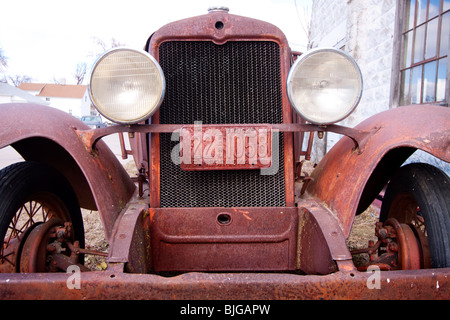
[18,82,91,118]
[0,82,48,105]
[308,0,449,173]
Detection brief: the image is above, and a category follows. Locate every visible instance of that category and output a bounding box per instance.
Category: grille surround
[157,40,286,207]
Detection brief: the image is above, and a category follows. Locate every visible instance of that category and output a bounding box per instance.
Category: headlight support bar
[74,123,378,156]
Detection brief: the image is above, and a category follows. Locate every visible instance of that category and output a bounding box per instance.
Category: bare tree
[1,48,33,86]
[294,0,312,48]
[8,74,32,87]
[87,36,126,60]
[109,37,125,49]
[0,48,8,83]
[52,77,66,85]
[74,62,87,85]
[91,37,125,52]
[0,48,7,69]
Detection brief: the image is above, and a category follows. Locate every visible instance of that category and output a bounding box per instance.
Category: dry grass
[81,160,137,271]
[346,205,380,267]
[82,209,108,271]
[347,205,379,250]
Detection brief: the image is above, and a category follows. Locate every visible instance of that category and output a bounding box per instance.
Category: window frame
[391,0,449,108]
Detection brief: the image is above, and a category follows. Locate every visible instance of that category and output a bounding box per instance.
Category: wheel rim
[386,193,431,269]
[385,218,422,270]
[386,193,418,223]
[0,193,72,273]
[19,218,65,273]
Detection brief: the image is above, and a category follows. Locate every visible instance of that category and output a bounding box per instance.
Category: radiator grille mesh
[158,41,285,207]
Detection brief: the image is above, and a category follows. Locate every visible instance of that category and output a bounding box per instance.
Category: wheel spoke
[23,202,34,224]
[42,206,51,221]
[0,162,83,273]
[11,206,23,231]
[0,250,16,266]
[31,201,43,222]
[2,200,51,262]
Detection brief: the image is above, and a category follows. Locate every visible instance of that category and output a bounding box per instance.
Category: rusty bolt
[387,241,398,253]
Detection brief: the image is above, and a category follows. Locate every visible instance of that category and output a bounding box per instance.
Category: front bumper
[0,265,448,299]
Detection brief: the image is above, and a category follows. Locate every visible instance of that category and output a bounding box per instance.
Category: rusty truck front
[0,7,448,299]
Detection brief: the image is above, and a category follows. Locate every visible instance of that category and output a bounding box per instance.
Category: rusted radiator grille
[158,41,285,207]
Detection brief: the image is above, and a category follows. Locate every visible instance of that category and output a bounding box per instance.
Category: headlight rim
[287,47,363,125]
[88,46,166,125]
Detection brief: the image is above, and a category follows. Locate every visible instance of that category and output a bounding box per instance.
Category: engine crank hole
[217,213,231,225]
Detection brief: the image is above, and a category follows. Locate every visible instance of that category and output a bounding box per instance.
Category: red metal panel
[150,207,298,271]
[297,200,352,274]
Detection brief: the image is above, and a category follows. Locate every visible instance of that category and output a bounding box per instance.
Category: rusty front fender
[307,105,450,237]
[0,103,136,240]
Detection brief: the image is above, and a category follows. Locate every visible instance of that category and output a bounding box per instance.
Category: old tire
[0,161,84,272]
[380,163,450,268]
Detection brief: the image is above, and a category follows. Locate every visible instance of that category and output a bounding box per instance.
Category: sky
[0,0,311,85]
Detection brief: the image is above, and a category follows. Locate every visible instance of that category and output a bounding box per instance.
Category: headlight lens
[89,48,165,124]
[287,48,362,125]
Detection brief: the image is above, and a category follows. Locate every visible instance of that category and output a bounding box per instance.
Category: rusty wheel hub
[383,218,421,270]
[353,217,430,271]
[18,218,88,273]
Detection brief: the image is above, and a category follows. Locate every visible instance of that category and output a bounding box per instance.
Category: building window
[399,0,449,106]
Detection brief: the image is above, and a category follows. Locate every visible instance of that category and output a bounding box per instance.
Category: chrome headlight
[89,48,165,124]
[287,48,362,125]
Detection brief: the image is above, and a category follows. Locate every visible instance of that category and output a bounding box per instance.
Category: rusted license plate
[177,124,272,171]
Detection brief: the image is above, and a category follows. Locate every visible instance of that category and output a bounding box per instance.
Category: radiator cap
[208,6,229,13]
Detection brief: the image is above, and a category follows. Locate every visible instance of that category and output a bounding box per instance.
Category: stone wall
[307,0,448,174]
[308,0,397,157]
